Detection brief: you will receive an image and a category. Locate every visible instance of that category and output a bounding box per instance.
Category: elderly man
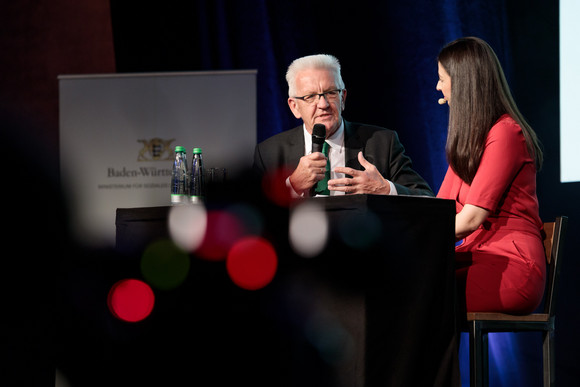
[253,54,432,198]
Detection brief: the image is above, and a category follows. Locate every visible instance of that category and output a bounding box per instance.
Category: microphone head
[438,98,447,105]
[312,124,326,144]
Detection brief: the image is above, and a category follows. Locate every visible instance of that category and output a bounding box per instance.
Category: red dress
[437,115,545,314]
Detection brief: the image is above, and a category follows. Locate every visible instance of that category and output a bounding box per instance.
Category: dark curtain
[0,0,116,161]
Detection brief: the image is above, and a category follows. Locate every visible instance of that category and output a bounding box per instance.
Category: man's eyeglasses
[293,89,343,105]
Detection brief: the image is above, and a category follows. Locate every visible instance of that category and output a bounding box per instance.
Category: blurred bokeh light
[260,167,294,207]
[168,203,207,252]
[140,239,190,290]
[226,203,264,237]
[226,236,278,290]
[107,279,155,323]
[289,201,329,258]
[337,210,382,250]
[305,309,354,366]
[196,209,247,261]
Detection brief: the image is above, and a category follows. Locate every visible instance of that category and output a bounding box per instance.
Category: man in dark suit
[253,54,433,198]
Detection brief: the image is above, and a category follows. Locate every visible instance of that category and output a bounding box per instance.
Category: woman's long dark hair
[438,37,543,184]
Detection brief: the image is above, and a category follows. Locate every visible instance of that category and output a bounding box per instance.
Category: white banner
[59,70,257,248]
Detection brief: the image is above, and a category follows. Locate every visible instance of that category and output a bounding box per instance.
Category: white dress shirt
[288,120,397,197]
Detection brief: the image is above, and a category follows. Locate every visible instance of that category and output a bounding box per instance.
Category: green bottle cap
[193,148,202,154]
[175,146,186,152]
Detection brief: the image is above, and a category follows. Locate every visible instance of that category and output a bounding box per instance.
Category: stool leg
[469,321,488,387]
[543,328,555,387]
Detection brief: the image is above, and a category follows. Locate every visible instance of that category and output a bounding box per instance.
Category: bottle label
[189,195,204,204]
[171,194,188,205]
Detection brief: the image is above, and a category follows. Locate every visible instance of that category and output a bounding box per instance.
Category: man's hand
[328,151,391,195]
[288,152,328,196]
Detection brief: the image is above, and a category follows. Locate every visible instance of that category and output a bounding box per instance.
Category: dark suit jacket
[253,120,433,196]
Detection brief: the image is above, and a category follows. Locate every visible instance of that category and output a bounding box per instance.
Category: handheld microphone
[312,124,326,153]
[438,98,447,105]
[310,124,326,197]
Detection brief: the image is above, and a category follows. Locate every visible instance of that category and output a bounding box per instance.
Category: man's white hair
[286,54,345,97]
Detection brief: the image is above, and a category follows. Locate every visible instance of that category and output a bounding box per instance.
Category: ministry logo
[137,138,175,161]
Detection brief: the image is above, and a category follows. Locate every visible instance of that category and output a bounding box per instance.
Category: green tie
[315,141,330,195]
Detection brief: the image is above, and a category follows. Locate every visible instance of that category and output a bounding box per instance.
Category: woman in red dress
[436,37,545,314]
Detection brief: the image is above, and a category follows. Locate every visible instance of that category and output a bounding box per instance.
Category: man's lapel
[287,125,305,170]
[344,120,363,169]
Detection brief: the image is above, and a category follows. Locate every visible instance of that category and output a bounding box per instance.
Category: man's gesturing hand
[328,151,390,195]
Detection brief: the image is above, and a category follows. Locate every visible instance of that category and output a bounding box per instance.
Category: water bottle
[170,146,189,205]
[189,147,205,203]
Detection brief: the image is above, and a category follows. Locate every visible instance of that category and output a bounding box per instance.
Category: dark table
[114,194,458,387]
